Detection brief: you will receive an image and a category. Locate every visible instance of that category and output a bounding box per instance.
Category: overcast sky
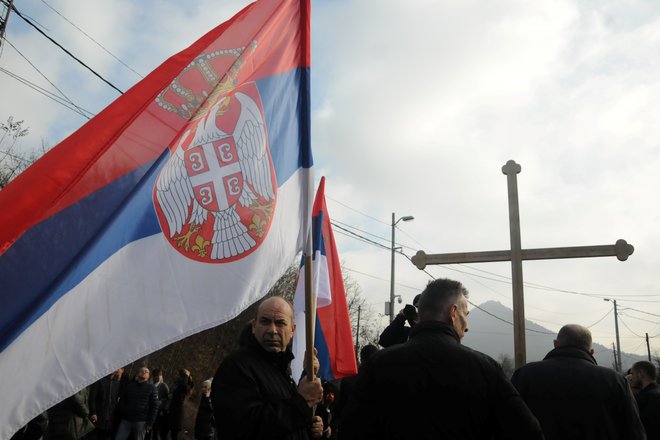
[2,0,659,359]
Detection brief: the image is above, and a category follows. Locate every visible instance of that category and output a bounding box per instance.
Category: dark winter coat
[168,377,192,432]
[88,374,124,430]
[46,389,94,440]
[211,333,312,440]
[116,380,159,425]
[377,314,411,347]
[340,321,543,440]
[511,346,646,440]
[636,382,660,439]
[194,395,215,439]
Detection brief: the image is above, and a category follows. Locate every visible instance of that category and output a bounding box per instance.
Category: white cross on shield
[184,137,243,212]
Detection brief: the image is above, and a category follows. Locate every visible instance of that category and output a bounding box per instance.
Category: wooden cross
[411,160,634,368]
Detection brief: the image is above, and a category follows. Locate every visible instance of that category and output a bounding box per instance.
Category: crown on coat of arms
[156,41,257,120]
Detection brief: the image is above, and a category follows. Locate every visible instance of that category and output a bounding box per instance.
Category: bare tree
[0,117,31,189]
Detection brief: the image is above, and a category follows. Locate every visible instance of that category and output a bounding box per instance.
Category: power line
[6,1,123,94]
[39,0,143,79]
[3,38,92,119]
[0,66,94,118]
[586,308,611,329]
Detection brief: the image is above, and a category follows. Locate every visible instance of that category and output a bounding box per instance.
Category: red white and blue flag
[0,1,312,437]
[292,177,358,382]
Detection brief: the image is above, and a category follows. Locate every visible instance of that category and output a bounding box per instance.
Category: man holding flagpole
[211,295,324,439]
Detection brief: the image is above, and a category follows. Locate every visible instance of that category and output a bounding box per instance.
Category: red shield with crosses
[184,138,243,212]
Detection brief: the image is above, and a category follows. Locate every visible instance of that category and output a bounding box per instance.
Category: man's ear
[553,339,559,349]
[291,322,297,333]
[449,304,458,320]
[250,318,256,332]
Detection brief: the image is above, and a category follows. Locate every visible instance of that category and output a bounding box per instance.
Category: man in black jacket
[511,324,645,440]
[211,296,324,439]
[630,360,660,439]
[115,367,159,440]
[89,367,125,440]
[340,278,543,440]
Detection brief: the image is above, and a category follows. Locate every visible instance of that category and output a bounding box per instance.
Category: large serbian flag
[292,177,358,382]
[0,0,312,437]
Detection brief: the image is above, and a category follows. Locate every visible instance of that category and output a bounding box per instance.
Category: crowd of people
[11,277,660,440]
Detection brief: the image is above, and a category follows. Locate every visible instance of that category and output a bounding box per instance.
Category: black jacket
[340,321,543,440]
[636,382,660,439]
[117,380,158,425]
[378,314,411,347]
[88,374,124,430]
[194,395,215,439]
[211,334,312,440]
[511,346,645,440]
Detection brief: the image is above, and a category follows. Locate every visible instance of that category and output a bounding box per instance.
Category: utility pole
[0,0,13,51]
[612,342,618,371]
[604,298,622,373]
[647,333,652,362]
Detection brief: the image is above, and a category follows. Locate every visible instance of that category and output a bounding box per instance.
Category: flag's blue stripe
[0,68,309,352]
[314,316,335,381]
[311,211,326,257]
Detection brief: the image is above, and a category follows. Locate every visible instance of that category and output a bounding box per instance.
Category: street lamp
[604,298,622,372]
[390,212,414,323]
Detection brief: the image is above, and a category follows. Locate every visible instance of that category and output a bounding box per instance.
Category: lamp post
[390,212,414,323]
[604,298,622,372]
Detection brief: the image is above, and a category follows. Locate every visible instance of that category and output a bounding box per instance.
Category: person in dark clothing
[511,324,645,440]
[194,380,215,440]
[46,388,94,440]
[378,294,420,347]
[630,360,660,439]
[333,343,378,434]
[340,278,543,440]
[148,368,169,440]
[168,368,194,440]
[114,367,159,440]
[10,412,48,440]
[211,295,325,439]
[89,368,125,440]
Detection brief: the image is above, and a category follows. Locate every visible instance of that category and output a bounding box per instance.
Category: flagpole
[304,254,316,381]
[300,0,315,383]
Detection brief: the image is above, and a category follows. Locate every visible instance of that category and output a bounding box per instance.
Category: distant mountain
[462,300,646,370]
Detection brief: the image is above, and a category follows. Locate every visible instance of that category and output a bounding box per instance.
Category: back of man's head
[632,360,657,382]
[359,344,379,365]
[417,278,468,323]
[554,324,592,352]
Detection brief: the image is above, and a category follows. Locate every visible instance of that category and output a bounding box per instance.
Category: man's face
[629,368,643,388]
[137,367,150,383]
[451,295,469,340]
[252,297,296,353]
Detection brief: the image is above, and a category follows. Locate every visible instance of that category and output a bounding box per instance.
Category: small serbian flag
[0,0,312,437]
[292,177,358,381]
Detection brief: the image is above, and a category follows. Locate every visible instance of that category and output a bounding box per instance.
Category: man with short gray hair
[511,324,646,440]
[340,278,543,439]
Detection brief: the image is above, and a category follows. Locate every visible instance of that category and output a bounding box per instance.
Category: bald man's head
[252,296,296,353]
[554,324,593,353]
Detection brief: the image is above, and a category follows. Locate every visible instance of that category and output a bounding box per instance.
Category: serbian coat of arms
[153,47,276,263]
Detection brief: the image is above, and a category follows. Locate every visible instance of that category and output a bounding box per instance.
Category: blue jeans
[114,420,147,440]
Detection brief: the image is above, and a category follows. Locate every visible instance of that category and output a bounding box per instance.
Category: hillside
[462,300,646,370]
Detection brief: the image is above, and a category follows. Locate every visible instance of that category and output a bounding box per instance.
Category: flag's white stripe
[0,169,309,439]
[291,251,332,382]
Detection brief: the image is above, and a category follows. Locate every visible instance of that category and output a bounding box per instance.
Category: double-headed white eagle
[155,90,274,260]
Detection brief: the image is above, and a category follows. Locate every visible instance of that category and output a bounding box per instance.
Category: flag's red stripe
[0,0,307,254]
[315,178,358,378]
